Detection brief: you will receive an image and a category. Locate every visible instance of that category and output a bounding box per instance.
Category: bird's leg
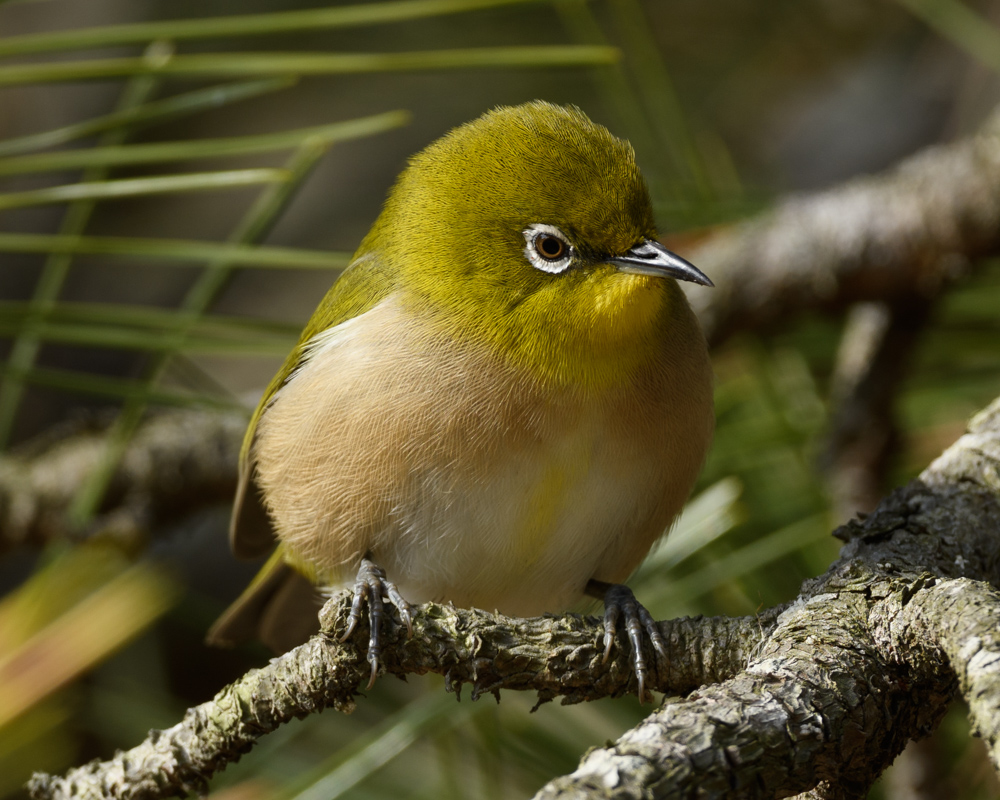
[585,579,666,703]
[340,557,413,689]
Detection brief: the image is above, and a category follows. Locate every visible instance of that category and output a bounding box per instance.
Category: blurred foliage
[1,0,999,798]
[0,545,177,795]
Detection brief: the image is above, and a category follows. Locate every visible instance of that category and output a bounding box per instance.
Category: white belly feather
[252,294,712,617]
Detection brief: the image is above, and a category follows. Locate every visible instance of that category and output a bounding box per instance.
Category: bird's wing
[229,252,397,559]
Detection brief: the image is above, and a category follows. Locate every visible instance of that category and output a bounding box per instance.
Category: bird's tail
[206,547,323,653]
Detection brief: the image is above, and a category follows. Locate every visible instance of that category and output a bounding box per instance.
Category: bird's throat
[493,271,669,392]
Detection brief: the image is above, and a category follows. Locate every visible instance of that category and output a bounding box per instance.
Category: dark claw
[383,576,413,638]
[601,597,620,664]
[339,557,413,689]
[587,580,665,703]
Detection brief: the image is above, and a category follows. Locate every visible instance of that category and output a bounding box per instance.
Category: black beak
[611,239,713,287]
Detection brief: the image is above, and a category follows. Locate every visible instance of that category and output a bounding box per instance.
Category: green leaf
[0,304,298,356]
[0,79,294,158]
[284,692,471,800]
[0,362,243,409]
[0,0,541,58]
[894,0,1000,72]
[0,233,350,269]
[644,513,833,616]
[0,300,298,335]
[0,68,165,450]
[0,47,620,87]
[68,138,337,522]
[0,111,411,176]
[0,169,286,211]
[634,478,744,577]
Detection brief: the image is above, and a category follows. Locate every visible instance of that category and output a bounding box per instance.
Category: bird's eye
[522,224,573,274]
[535,233,566,261]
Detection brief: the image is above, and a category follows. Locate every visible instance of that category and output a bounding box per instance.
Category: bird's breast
[253,291,712,616]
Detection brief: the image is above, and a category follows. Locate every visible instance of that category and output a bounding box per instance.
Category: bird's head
[359,101,712,388]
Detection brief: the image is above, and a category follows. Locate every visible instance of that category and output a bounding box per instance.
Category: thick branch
[26,605,774,800]
[690,109,1000,346]
[821,297,941,800]
[0,409,244,549]
[898,578,1000,768]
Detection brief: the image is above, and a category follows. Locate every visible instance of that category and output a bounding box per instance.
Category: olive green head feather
[370,101,656,276]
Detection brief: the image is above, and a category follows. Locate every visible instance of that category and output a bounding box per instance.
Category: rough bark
[25,397,1000,800]
[821,296,940,800]
[25,605,782,799]
[689,108,1000,347]
[0,409,244,550]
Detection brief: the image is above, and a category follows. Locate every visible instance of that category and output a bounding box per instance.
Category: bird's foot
[340,557,413,689]
[586,580,666,703]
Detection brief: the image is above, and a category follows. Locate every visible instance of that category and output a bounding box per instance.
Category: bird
[207,101,714,700]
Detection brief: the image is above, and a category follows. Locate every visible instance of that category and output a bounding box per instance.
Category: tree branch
[822,295,933,521]
[690,108,1000,347]
[821,295,940,799]
[896,577,1000,769]
[25,603,778,800]
[0,409,245,550]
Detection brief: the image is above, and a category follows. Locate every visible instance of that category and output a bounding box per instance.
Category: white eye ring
[523,223,573,274]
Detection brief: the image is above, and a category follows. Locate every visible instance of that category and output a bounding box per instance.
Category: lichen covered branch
[27,602,768,800]
[897,578,1000,770]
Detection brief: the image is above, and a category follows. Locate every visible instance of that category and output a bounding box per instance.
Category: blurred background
[1,0,999,797]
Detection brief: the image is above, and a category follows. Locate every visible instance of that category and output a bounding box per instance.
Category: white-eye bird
[208,101,714,698]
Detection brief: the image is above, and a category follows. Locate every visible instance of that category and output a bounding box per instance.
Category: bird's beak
[610,239,713,287]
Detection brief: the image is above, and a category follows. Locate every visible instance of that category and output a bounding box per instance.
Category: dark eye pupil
[537,234,564,259]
